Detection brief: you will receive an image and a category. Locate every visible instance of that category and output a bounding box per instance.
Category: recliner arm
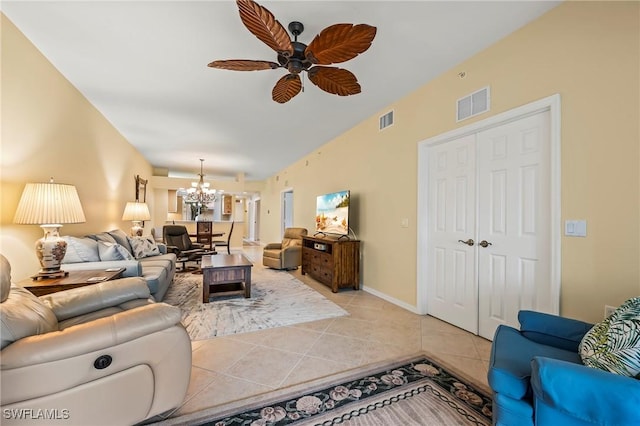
[518,310,593,352]
[282,246,302,264]
[0,303,182,369]
[264,243,282,250]
[40,277,151,321]
[531,357,640,424]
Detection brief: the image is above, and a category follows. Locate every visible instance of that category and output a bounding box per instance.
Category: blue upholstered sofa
[488,310,640,426]
[59,229,176,301]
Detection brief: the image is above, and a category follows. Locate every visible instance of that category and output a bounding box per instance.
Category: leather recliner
[0,254,192,425]
[263,227,308,270]
[163,225,206,258]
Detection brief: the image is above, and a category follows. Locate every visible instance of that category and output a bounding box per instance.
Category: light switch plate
[565,220,587,237]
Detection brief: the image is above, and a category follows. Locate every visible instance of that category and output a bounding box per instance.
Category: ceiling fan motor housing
[278,41,312,74]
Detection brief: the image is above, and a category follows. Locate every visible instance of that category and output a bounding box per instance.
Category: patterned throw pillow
[128,236,160,259]
[579,297,640,378]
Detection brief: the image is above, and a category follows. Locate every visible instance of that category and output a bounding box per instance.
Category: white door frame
[417,94,561,316]
[253,197,261,241]
[281,188,294,238]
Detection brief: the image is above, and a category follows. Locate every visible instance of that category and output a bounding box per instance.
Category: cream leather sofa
[0,255,191,425]
[263,227,308,270]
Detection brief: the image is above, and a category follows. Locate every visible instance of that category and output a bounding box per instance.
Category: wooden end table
[17,268,126,297]
[201,254,253,303]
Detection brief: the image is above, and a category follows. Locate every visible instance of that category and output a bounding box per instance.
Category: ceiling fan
[208,0,377,104]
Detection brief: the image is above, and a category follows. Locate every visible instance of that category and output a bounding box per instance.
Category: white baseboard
[361,285,421,315]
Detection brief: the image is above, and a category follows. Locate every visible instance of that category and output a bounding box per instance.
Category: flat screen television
[315,190,350,236]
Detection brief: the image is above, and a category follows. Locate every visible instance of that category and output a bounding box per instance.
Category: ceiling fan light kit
[208,0,377,104]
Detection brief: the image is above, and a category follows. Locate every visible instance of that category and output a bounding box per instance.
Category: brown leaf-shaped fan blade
[308,66,361,96]
[272,74,302,103]
[305,23,377,65]
[236,0,293,56]
[208,59,281,71]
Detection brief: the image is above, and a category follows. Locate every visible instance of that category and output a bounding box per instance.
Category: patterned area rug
[155,354,492,426]
[163,265,349,341]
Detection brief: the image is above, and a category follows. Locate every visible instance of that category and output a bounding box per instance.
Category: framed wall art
[135,175,147,202]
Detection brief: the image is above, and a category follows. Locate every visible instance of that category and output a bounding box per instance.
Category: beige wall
[1,3,638,323]
[259,2,640,323]
[0,15,153,281]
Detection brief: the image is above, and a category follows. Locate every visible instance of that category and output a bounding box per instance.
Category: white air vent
[457,86,490,122]
[379,110,394,130]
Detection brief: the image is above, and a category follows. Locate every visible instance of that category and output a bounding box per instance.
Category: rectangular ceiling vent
[379,110,394,130]
[457,86,490,122]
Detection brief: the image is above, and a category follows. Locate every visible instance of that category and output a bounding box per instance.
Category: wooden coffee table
[201,254,253,303]
[18,268,126,297]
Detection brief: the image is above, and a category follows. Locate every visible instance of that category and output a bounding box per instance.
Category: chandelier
[183,159,216,204]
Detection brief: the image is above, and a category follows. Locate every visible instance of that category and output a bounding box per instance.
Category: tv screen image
[316,190,350,235]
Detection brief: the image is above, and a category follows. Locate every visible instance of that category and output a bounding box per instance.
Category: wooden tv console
[301,235,360,293]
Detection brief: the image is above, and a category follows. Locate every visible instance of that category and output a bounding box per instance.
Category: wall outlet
[604,305,617,318]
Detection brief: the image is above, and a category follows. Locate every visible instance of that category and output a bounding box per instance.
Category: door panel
[427,134,477,332]
[477,111,551,339]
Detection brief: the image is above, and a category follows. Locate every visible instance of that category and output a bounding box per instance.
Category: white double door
[426,111,553,339]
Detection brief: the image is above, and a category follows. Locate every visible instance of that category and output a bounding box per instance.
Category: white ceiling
[2,1,560,181]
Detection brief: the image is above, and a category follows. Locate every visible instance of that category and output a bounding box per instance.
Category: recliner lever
[94,355,113,370]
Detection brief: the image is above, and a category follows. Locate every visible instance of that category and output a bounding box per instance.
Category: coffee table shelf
[201,254,253,303]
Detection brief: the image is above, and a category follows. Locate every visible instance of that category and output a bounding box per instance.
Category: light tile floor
[162,246,492,420]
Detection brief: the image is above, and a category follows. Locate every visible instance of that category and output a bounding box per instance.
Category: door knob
[479,240,493,248]
[458,239,474,246]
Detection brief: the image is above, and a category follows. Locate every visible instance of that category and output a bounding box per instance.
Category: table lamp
[13,179,86,277]
[122,201,151,236]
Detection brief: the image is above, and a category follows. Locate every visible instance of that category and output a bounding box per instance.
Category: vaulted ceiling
[2,1,560,181]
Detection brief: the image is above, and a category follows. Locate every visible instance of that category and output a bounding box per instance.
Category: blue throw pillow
[62,236,100,264]
[107,229,134,256]
[97,242,133,261]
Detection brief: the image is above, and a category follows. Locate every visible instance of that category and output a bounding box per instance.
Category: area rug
[163,266,349,341]
[156,354,492,426]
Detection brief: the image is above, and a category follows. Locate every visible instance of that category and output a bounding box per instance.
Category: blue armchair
[488,310,640,426]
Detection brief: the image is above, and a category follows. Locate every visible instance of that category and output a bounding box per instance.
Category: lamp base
[130,221,144,237]
[31,270,69,281]
[35,224,67,274]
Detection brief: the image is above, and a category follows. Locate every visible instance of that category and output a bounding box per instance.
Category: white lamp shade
[13,181,85,275]
[122,202,151,221]
[13,182,86,225]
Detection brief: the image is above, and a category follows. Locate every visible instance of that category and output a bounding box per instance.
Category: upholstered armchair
[488,308,640,426]
[0,255,192,425]
[263,227,308,270]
